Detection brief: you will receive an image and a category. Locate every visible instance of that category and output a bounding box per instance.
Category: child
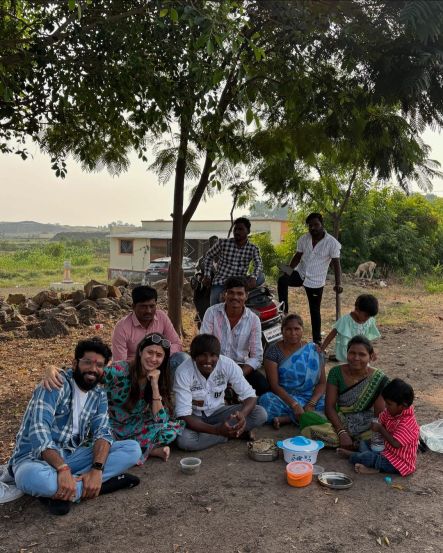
[338,378,420,476]
[321,294,380,362]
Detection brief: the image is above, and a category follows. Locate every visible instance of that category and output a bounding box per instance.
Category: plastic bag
[420,419,443,453]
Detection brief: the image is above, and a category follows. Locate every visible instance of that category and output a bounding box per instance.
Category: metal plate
[318,472,354,489]
[263,324,282,343]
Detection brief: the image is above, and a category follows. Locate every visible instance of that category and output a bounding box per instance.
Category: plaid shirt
[204,238,263,286]
[8,369,113,473]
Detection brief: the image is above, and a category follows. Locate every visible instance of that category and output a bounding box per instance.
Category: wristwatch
[91,462,105,471]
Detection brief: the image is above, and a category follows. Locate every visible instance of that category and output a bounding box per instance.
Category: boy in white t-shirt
[173,334,267,451]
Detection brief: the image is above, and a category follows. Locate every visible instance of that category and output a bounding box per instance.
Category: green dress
[102,361,184,462]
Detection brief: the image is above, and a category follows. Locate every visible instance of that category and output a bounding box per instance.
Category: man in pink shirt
[112,286,188,371]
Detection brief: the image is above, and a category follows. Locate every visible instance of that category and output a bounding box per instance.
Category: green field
[0,239,109,288]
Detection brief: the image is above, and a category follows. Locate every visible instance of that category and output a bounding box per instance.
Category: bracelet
[56,464,70,473]
[152,396,162,401]
[306,399,316,407]
[337,429,348,436]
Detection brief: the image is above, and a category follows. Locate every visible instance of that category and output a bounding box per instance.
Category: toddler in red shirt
[339,378,419,475]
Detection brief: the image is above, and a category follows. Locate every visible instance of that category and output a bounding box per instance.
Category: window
[119,239,134,254]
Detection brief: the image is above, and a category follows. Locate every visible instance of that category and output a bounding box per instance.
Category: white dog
[355,261,376,280]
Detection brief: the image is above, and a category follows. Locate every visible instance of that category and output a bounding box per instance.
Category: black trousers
[245,369,270,397]
[277,271,324,344]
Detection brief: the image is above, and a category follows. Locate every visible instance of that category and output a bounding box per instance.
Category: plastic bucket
[286,461,313,488]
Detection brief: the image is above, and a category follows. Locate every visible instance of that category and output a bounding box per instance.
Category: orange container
[286,461,313,488]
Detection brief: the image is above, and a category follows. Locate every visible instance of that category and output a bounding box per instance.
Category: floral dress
[102,361,185,462]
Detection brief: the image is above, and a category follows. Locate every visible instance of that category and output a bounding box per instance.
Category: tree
[3,1,443,330]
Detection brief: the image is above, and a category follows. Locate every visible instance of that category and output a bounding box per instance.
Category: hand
[42,365,64,391]
[371,421,382,433]
[54,469,77,502]
[217,420,238,439]
[338,431,353,448]
[77,469,103,499]
[230,411,247,437]
[291,402,304,418]
[314,343,324,354]
[333,285,343,294]
[201,276,211,288]
[245,277,257,290]
[147,369,160,384]
[304,403,315,413]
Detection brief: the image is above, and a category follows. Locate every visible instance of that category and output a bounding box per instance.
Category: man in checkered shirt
[203,217,264,306]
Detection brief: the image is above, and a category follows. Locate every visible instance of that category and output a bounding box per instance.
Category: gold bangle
[152,396,162,401]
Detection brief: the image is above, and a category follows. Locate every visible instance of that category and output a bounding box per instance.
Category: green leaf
[170,8,179,22]
[68,0,75,11]
[246,107,254,125]
[77,4,82,18]
[207,39,214,55]
[159,8,168,17]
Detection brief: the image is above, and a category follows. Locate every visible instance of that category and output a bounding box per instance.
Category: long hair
[123,333,171,412]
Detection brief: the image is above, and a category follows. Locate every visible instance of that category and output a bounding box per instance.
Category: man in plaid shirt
[203,217,264,306]
[6,338,141,515]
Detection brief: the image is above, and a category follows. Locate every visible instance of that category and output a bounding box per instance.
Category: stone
[38,308,57,319]
[76,299,97,310]
[32,290,60,306]
[78,305,98,325]
[64,311,79,327]
[2,320,25,330]
[151,279,168,291]
[84,279,103,299]
[107,285,122,299]
[19,299,39,316]
[70,289,86,305]
[95,298,120,312]
[6,293,26,305]
[0,333,14,342]
[0,311,8,324]
[113,276,129,287]
[58,300,75,309]
[11,313,26,324]
[89,285,108,300]
[28,317,70,339]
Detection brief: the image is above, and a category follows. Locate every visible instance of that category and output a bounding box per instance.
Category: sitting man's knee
[253,405,268,426]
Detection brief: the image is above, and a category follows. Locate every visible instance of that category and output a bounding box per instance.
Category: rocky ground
[0,278,442,553]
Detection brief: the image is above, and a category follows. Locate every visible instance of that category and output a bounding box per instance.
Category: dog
[355,261,376,280]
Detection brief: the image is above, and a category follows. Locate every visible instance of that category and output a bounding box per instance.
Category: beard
[73,367,99,391]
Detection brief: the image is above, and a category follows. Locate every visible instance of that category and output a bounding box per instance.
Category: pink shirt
[111,310,182,362]
[379,406,419,476]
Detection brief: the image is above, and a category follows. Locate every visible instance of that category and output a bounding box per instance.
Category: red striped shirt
[379,406,419,476]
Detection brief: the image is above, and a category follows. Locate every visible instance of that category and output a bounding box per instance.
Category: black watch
[92,462,104,471]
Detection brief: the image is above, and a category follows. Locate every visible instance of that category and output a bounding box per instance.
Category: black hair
[132,285,157,304]
[355,294,379,317]
[190,334,221,359]
[224,275,247,291]
[233,217,251,232]
[347,335,374,355]
[382,378,414,407]
[282,313,304,329]
[74,337,112,364]
[124,333,171,412]
[306,212,323,225]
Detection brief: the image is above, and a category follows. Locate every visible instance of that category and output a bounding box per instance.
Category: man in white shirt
[200,276,269,396]
[278,213,343,344]
[173,334,267,451]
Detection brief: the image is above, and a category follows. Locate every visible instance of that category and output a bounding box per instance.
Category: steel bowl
[247,441,279,462]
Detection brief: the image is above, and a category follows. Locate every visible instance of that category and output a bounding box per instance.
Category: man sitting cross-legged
[174,334,267,451]
[7,338,141,516]
[200,276,269,396]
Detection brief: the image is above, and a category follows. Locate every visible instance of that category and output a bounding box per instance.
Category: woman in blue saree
[259,314,326,428]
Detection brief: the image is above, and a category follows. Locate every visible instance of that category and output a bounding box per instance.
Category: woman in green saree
[301,336,388,448]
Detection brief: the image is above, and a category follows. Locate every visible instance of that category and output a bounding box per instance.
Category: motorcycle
[191,269,284,348]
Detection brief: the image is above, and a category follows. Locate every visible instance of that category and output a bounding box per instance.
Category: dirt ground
[0,280,442,553]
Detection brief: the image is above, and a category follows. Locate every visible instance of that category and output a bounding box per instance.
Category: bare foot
[354,463,379,474]
[336,448,353,458]
[273,417,281,430]
[150,446,170,462]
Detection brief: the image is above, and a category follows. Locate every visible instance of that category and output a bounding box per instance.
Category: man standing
[112,285,188,370]
[278,213,342,344]
[202,217,264,306]
[200,276,269,396]
[7,338,141,515]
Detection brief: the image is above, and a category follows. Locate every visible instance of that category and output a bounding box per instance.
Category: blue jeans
[169,352,190,379]
[13,440,141,501]
[209,273,265,306]
[349,440,399,474]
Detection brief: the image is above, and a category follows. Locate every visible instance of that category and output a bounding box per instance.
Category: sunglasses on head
[140,333,171,350]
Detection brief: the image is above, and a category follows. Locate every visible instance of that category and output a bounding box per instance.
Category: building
[108,218,288,281]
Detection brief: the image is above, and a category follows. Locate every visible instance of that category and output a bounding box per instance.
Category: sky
[1,128,443,227]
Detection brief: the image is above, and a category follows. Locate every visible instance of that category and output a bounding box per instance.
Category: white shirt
[173,355,256,418]
[72,380,89,436]
[295,232,341,288]
[200,304,263,370]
